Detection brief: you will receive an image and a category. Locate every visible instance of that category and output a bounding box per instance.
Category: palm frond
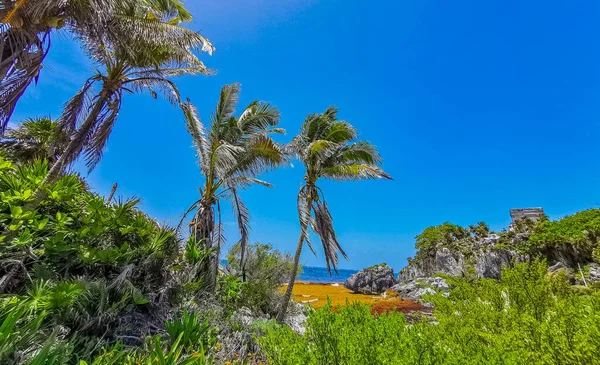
[83,95,122,171]
[181,100,210,175]
[311,198,347,274]
[109,14,214,56]
[229,134,286,178]
[322,163,392,181]
[125,76,181,105]
[297,186,316,256]
[57,79,96,134]
[223,176,273,190]
[229,185,250,277]
[325,121,357,143]
[213,83,240,125]
[237,101,281,134]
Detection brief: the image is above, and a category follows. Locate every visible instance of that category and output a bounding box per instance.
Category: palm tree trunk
[193,198,217,292]
[276,194,311,323]
[107,183,118,203]
[27,88,111,208]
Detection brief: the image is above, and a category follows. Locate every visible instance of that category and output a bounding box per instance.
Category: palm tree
[0,116,69,164]
[35,3,215,190]
[0,0,212,132]
[276,106,391,322]
[180,83,287,292]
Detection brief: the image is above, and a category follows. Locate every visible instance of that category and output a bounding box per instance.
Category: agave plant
[276,106,391,322]
[180,83,286,291]
[0,117,70,164]
[0,0,213,132]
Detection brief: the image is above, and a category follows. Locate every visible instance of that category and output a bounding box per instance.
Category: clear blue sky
[11,0,600,270]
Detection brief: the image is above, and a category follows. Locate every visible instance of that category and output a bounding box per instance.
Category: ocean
[221,260,395,283]
[299,266,358,283]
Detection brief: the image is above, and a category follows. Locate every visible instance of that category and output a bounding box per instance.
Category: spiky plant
[0,117,69,164]
[180,83,286,292]
[276,106,391,322]
[0,0,213,132]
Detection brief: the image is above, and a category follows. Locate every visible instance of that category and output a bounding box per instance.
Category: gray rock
[588,264,600,281]
[283,301,309,335]
[390,277,450,303]
[398,246,528,283]
[548,261,567,273]
[344,263,396,294]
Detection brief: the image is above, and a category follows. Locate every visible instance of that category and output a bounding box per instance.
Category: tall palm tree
[276,106,392,322]
[35,1,215,189]
[0,116,69,164]
[0,0,212,132]
[180,83,287,292]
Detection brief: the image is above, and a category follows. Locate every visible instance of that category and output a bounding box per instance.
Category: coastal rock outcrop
[344,263,396,294]
[391,277,450,303]
[398,246,529,283]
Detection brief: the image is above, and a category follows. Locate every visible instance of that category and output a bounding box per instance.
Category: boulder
[548,261,567,273]
[344,263,396,294]
[391,277,450,303]
[589,264,600,281]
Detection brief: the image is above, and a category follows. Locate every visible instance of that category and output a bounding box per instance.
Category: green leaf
[9,222,22,231]
[133,292,149,305]
[38,218,49,230]
[10,205,23,218]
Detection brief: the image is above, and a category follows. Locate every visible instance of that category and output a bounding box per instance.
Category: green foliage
[226,243,296,314]
[261,260,600,365]
[0,157,208,363]
[165,310,217,352]
[529,209,600,251]
[415,222,470,252]
[0,117,70,165]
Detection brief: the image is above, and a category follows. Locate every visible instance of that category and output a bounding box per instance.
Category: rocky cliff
[398,245,529,282]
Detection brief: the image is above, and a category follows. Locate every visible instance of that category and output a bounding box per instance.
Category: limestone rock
[391,277,450,303]
[344,263,396,294]
[398,246,528,283]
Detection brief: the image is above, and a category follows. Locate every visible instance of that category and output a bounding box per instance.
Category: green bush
[529,209,600,250]
[415,222,470,252]
[260,260,600,365]
[226,243,295,315]
[165,310,217,352]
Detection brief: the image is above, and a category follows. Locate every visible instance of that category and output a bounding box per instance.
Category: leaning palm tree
[179,83,287,292]
[0,0,212,132]
[276,106,392,322]
[35,0,215,189]
[0,116,69,164]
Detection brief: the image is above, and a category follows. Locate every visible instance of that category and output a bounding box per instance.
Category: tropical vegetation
[2,1,600,364]
[276,106,392,322]
[261,260,600,365]
[180,83,286,292]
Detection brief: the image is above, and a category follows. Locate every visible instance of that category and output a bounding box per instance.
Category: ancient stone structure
[509,207,545,230]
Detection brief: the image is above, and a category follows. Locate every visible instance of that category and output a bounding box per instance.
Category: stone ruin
[508,207,545,231]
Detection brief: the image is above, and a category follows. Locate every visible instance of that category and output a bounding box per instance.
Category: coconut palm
[35,5,214,190]
[276,106,392,322]
[180,83,287,292]
[0,116,69,164]
[0,0,212,132]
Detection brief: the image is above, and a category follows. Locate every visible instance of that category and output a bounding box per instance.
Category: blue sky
[11,0,600,270]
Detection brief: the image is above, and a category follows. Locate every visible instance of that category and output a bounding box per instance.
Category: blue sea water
[221,260,396,283]
[299,266,358,283]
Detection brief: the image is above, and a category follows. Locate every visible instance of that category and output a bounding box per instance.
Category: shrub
[260,260,600,365]
[415,222,470,252]
[165,310,217,352]
[226,243,295,315]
